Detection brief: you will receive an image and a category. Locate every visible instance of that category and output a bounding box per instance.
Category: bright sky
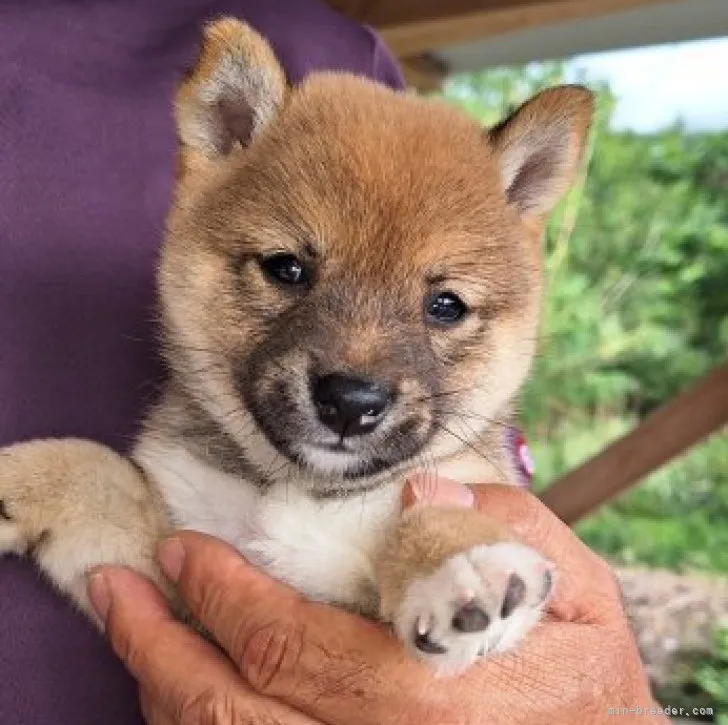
[569,36,728,133]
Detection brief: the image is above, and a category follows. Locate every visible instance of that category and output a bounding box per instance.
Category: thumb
[402,471,476,509]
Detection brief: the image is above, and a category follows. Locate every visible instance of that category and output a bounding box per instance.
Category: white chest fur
[135,442,402,609]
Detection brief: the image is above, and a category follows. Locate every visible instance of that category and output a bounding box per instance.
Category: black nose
[312,374,392,437]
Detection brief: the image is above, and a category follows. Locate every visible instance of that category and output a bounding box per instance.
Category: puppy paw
[393,542,554,675]
[0,440,169,623]
[0,497,27,555]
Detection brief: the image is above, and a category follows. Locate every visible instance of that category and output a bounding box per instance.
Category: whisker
[434,410,512,430]
[432,421,507,481]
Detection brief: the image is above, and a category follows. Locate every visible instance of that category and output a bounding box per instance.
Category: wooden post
[540,363,728,524]
[328,0,672,58]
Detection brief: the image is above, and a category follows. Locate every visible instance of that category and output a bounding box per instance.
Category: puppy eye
[260,253,308,286]
[426,291,469,325]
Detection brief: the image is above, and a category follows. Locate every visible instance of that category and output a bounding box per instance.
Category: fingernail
[88,571,111,623]
[405,472,475,508]
[157,538,185,582]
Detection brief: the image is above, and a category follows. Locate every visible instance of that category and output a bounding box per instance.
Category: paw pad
[500,573,526,618]
[452,601,490,632]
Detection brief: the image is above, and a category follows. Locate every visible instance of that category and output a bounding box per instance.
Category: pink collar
[505,427,535,488]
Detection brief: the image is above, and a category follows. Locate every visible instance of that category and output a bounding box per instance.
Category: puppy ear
[488,85,594,218]
[175,18,286,162]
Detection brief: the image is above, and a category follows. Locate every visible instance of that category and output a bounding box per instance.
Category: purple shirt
[0,2,403,722]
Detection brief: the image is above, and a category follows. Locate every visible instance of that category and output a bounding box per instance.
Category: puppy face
[160,20,593,492]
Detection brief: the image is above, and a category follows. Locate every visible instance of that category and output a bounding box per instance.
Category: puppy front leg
[0,438,172,625]
[377,503,555,675]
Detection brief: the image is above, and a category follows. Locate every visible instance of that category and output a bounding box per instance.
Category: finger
[89,567,319,725]
[162,531,447,725]
[403,471,475,508]
[140,688,176,725]
[407,478,606,567]
[471,484,619,598]
[403,474,594,563]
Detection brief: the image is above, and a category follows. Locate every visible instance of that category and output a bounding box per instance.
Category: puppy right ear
[175,18,286,165]
[488,85,594,219]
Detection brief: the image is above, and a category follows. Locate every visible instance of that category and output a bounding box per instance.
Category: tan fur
[378,506,508,621]
[0,18,593,674]
[0,440,173,623]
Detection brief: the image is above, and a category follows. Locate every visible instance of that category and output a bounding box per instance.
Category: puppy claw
[414,631,448,655]
[416,613,433,636]
[0,499,25,556]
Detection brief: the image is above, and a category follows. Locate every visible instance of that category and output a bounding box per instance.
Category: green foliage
[694,624,728,724]
[440,61,728,572]
[528,421,728,572]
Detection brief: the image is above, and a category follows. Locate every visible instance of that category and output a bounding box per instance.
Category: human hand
[87,477,667,725]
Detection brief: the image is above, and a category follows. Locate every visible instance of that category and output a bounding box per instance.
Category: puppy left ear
[175,18,286,162]
[488,85,594,218]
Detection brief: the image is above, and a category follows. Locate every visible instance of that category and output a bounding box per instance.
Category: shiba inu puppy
[0,19,593,674]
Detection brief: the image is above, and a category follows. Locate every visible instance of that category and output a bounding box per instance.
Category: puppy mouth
[269,420,408,478]
[294,443,392,479]
[319,440,349,452]
[247,396,429,480]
